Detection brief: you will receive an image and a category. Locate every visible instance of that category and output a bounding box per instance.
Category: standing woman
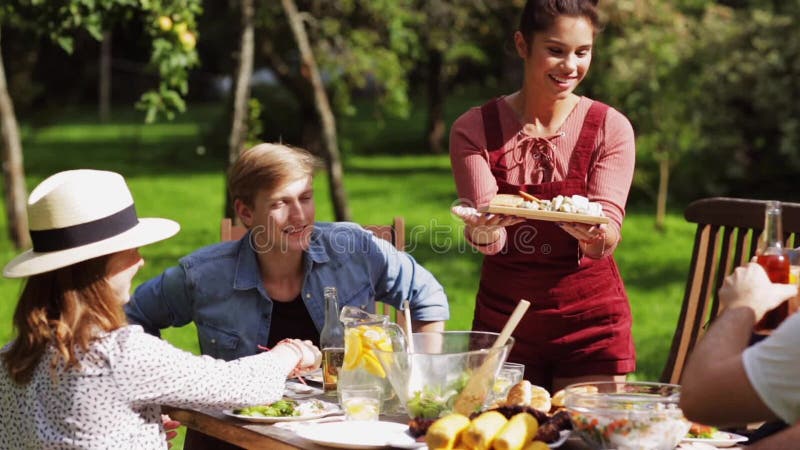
[450,0,635,392]
[0,170,320,449]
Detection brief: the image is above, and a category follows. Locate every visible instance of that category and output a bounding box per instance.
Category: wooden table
[162,406,595,450]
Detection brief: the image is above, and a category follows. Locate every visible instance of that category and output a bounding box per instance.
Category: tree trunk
[99,30,111,122]
[655,154,670,233]
[300,103,322,155]
[280,0,351,221]
[0,27,30,249]
[425,47,446,154]
[225,0,255,220]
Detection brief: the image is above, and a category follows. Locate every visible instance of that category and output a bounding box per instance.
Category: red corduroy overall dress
[472,98,635,390]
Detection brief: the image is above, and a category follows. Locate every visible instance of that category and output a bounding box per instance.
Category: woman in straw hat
[0,169,321,449]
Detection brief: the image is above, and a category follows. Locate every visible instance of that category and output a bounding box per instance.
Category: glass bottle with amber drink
[320,287,345,395]
[755,201,791,331]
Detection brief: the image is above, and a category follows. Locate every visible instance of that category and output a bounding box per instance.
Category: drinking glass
[491,362,525,403]
[787,248,800,285]
[340,385,382,421]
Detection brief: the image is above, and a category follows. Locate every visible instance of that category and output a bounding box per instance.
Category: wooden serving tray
[479,204,610,225]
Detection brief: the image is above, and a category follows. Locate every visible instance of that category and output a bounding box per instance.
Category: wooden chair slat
[661,197,800,384]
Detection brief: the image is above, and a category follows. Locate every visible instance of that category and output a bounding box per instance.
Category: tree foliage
[256,0,419,121]
[686,1,800,198]
[589,0,800,205]
[2,0,201,122]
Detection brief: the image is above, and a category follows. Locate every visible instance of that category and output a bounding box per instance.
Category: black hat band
[30,204,139,252]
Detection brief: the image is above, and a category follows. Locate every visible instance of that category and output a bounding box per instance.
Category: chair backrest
[661,197,800,384]
[219,217,407,322]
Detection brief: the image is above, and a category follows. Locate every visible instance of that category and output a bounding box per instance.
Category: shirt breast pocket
[197,322,241,359]
[338,283,375,312]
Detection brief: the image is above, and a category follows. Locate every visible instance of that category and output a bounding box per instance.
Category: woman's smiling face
[516,15,595,101]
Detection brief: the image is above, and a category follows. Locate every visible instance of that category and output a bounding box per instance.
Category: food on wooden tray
[511,193,605,217]
[484,193,605,217]
[233,399,327,418]
[491,194,527,208]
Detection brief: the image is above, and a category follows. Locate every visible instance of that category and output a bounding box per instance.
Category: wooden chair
[220,217,406,322]
[660,197,800,384]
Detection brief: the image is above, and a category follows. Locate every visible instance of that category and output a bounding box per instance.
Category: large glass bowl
[564,381,690,450]
[374,331,514,419]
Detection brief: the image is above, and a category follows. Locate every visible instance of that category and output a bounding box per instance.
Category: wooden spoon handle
[402,300,415,353]
[493,299,531,348]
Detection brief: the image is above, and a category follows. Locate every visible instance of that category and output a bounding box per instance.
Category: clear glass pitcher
[338,305,407,414]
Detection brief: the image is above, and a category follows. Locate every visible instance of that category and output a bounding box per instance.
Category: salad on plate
[224,399,341,423]
[682,423,748,448]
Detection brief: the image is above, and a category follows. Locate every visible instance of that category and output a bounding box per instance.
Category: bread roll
[551,389,566,409]
[490,194,525,208]
[551,385,598,409]
[505,381,551,413]
[506,380,532,406]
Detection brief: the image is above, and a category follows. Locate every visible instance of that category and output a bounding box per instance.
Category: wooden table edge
[162,406,327,450]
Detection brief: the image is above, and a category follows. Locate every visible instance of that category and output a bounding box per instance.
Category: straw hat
[3,169,179,278]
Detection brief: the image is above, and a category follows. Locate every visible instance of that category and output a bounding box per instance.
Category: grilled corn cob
[425,413,471,450]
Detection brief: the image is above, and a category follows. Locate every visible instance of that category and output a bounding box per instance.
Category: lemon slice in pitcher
[361,351,386,377]
[343,330,363,371]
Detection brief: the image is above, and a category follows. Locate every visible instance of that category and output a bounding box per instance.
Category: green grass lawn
[0,102,694,448]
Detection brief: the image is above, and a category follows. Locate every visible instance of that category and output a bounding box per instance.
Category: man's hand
[719,263,797,321]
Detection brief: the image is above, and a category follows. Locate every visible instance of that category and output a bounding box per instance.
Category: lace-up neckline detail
[507,128,566,183]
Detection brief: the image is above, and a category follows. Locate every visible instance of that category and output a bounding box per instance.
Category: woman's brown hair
[2,254,127,384]
[519,0,601,44]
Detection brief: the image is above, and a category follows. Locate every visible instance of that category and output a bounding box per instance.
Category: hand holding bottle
[719,263,798,321]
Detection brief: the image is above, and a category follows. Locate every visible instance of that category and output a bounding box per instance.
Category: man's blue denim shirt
[125,222,449,361]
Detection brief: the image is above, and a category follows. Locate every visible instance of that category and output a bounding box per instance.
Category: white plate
[224,400,342,424]
[284,381,323,399]
[298,368,324,384]
[682,431,748,447]
[297,420,420,449]
[549,430,570,448]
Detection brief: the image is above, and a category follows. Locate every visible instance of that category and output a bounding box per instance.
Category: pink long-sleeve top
[450,96,636,255]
